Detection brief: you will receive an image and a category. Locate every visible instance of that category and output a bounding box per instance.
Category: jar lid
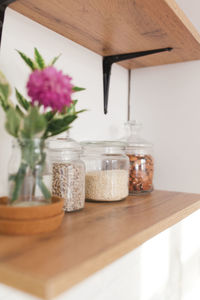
[81,141,127,154]
[122,121,153,150]
[47,137,82,153]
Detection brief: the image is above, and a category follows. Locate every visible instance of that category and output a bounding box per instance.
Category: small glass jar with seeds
[47,137,85,212]
[81,141,129,202]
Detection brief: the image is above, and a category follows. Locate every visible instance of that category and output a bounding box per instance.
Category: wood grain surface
[0,190,200,299]
[9,0,200,69]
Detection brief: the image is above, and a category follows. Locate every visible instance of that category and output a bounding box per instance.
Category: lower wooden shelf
[0,190,200,299]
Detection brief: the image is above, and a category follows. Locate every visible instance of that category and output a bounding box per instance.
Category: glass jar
[121,121,154,194]
[81,141,129,202]
[8,138,51,206]
[47,138,85,212]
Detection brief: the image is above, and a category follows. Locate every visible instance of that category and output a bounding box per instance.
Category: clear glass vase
[8,138,51,206]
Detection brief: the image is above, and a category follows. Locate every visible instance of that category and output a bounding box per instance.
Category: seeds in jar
[127,154,153,194]
[52,162,85,212]
[85,169,129,201]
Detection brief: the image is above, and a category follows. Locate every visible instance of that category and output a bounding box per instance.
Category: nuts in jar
[128,154,153,194]
[120,121,154,195]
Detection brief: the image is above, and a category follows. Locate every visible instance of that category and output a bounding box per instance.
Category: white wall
[131,59,200,193]
[131,0,200,194]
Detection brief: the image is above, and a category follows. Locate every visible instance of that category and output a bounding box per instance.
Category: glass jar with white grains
[46,137,85,212]
[81,141,129,202]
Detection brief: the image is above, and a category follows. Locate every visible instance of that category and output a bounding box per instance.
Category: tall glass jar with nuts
[46,138,85,212]
[121,121,154,195]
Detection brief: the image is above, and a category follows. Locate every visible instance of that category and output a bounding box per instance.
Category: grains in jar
[85,169,129,201]
[47,137,85,212]
[52,162,85,212]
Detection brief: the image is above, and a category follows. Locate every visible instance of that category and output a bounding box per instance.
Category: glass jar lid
[47,137,82,153]
[81,141,127,154]
[122,121,152,150]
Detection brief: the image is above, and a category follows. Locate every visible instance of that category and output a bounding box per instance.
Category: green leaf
[5,107,20,137]
[34,48,45,69]
[50,54,61,66]
[61,100,87,116]
[72,86,85,92]
[0,83,9,100]
[48,115,77,131]
[21,106,47,138]
[73,100,78,105]
[76,109,87,114]
[0,83,11,112]
[0,96,6,111]
[64,100,78,115]
[46,125,71,138]
[45,110,56,122]
[15,89,30,111]
[16,50,36,71]
[0,95,9,111]
[44,115,77,138]
[16,105,24,117]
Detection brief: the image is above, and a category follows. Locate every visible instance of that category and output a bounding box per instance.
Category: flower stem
[37,178,51,201]
[10,163,27,203]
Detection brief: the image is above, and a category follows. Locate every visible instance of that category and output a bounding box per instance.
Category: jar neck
[124,121,142,138]
[126,148,152,156]
[48,150,81,161]
[83,149,125,156]
[81,141,126,155]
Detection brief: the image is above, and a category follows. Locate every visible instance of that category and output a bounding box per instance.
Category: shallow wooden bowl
[0,212,64,235]
[0,196,64,220]
[0,196,64,235]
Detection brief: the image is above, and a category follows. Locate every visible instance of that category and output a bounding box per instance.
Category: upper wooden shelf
[9,0,200,69]
[0,190,200,299]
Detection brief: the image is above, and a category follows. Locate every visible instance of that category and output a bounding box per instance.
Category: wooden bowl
[0,196,64,220]
[0,196,64,235]
[0,212,64,235]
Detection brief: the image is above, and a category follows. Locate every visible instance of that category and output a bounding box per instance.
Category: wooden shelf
[9,0,200,69]
[0,190,200,299]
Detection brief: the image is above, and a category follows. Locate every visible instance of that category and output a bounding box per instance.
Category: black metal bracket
[103,47,172,114]
[0,0,16,46]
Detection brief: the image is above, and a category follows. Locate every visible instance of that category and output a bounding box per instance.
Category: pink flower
[27,66,73,111]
